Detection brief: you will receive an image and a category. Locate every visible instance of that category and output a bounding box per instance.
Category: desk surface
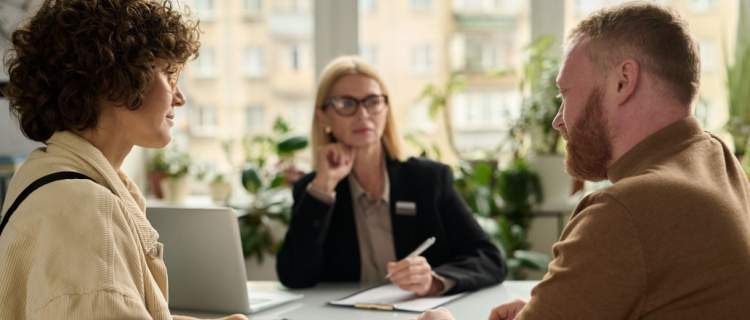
[173,281,537,320]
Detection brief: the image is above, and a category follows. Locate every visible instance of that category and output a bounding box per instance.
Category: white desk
[172,280,537,320]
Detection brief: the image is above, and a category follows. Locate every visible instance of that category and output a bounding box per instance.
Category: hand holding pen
[386,237,438,296]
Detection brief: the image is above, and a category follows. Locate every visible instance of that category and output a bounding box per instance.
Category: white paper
[329,283,469,312]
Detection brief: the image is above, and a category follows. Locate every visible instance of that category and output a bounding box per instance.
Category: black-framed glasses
[324,94,389,117]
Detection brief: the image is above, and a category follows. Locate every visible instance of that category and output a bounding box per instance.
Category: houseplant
[453,158,550,280]
[146,145,194,201]
[724,0,750,158]
[510,35,577,210]
[238,117,309,263]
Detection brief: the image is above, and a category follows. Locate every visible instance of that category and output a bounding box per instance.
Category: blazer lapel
[386,158,419,259]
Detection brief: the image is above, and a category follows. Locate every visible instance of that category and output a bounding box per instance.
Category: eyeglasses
[324,94,388,117]
[166,67,182,93]
[153,63,182,93]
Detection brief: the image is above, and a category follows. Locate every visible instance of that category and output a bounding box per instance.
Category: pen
[384,236,436,279]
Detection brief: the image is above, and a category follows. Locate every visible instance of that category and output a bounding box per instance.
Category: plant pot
[160,176,191,203]
[528,154,574,211]
[148,171,169,199]
[209,180,232,204]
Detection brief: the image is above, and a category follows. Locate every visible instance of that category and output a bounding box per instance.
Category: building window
[190,105,217,137]
[195,47,216,78]
[359,0,378,14]
[243,0,262,17]
[244,46,266,77]
[245,106,266,132]
[409,100,436,133]
[195,0,216,20]
[287,101,312,133]
[690,0,715,12]
[411,0,434,13]
[286,43,310,72]
[411,44,434,75]
[699,39,718,72]
[452,90,521,151]
[360,45,379,68]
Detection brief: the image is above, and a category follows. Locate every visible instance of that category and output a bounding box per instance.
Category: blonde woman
[276,56,506,296]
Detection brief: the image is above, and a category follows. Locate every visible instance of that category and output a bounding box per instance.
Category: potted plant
[453,158,550,280]
[160,147,193,203]
[724,0,750,158]
[238,116,309,264]
[208,172,232,204]
[510,35,577,210]
[147,145,194,202]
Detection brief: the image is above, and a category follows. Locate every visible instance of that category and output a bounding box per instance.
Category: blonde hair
[311,55,407,169]
[568,1,700,106]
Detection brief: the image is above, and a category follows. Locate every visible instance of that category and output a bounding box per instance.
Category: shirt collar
[348,160,390,204]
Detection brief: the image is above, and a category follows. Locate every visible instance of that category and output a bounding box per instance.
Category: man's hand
[173,314,248,320]
[488,298,527,320]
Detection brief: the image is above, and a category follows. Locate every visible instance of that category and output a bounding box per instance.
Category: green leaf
[277,135,309,156]
[513,250,551,271]
[242,166,263,194]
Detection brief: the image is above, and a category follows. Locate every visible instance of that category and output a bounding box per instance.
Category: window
[463,37,515,72]
[452,90,521,150]
[243,0,262,17]
[411,44,434,74]
[690,0,715,12]
[359,0,378,14]
[411,0,434,13]
[286,43,310,72]
[245,106,266,133]
[359,45,379,68]
[699,39,718,72]
[454,0,520,12]
[190,105,217,137]
[409,100,436,133]
[194,0,216,20]
[244,46,266,77]
[287,101,312,133]
[194,47,216,78]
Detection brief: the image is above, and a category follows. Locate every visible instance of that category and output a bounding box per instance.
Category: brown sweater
[519,116,750,319]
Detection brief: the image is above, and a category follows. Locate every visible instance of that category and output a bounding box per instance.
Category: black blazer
[276,157,507,294]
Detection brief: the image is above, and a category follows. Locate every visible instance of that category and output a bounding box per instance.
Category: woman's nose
[173,85,186,107]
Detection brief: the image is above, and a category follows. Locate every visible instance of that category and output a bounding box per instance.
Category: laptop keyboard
[249,297,271,304]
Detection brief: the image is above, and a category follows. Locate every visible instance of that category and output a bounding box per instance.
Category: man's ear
[614,58,639,105]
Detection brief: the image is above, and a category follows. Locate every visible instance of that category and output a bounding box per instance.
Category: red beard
[560,87,613,182]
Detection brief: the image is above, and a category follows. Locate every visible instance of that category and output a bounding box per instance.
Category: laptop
[146,205,303,314]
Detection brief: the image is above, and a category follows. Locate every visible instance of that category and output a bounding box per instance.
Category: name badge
[395,201,417,215]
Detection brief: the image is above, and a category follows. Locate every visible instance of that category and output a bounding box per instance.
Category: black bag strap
[0,172,93,236]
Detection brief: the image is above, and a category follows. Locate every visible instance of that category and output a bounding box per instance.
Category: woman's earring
[324,126,332,134]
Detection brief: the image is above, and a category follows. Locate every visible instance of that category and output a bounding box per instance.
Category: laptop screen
[146,206,252,313]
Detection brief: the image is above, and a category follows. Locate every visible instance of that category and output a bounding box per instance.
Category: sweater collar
[607,116,705,183]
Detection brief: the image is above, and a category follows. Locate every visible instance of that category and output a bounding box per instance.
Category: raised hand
[311,143,356,193]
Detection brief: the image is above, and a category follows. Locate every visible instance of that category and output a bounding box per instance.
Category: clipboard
[328,283,470,313]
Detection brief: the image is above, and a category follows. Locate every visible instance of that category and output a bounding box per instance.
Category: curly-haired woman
[0,1,244,319]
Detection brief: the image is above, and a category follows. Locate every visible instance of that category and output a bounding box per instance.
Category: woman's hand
[411,307,456,320]
[311,143,355,193]
[387,256,439,296]
[488,298,527,320]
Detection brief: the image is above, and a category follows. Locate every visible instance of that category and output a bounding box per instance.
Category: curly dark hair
[2,0,201,142]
